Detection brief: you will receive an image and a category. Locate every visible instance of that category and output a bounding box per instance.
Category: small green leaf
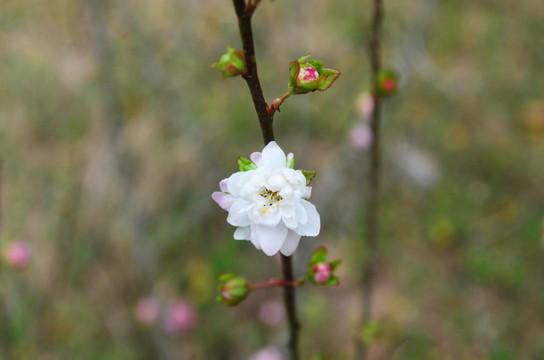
[329,260,341,271]
[307,60,324,72]
[238,157,257,172]
[301,170,316,186]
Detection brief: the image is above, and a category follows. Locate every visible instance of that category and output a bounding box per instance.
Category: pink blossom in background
[248,346,283,360]
[134,297,159,325]
[259,301,283,327]
[163,298,197,335]
[349,124,373,150]
[4,240,31,269]
[355,92,374,119]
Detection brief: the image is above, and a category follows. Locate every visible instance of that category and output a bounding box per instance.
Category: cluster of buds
[376,68,399,97]
[212,46,246,78]
[216,272,252,306]
[306,247,340,286]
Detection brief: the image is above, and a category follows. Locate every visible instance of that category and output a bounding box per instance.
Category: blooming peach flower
[212,142,320,256]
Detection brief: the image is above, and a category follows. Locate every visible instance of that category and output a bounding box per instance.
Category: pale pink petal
[211,192,234,210]
[279,230,301,256]
[295,201,320,236]
[303,187,312,199]
[260,141,286,169]
[254,223,288,256]
[219,178,229,192]
[250,152,262,166]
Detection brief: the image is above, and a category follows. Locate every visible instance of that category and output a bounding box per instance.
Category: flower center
[258,187,283,214]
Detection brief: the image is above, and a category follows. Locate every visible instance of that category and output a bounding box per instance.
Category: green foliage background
[0,0,543,359]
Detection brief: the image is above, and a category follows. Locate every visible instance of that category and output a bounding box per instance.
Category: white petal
[211,192,234,210]
[280,231,301,256]
[295,203,308,225]
[227,171,250,196]
[250,225,262,249]
[219,178,229,192]
[233,226,251,240]
[253,223,288,256]
[295,200,320,236]
[260,141,286,169]
[303,187,312,199]
[226,199,252,227]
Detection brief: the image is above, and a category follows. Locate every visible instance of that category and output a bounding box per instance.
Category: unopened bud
[376,68,399,96]
[288,55,340,95]
[212,46,246,78]
[307,247,340,287]
[216,272,252,306]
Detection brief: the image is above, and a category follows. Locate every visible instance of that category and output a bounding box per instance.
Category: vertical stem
[359,0,384,359]
[230,1,299,359]
[281,254,300,360]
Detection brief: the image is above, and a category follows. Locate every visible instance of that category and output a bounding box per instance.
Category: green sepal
[325,275,339,286]
[300,170,316,186]
[307,60,323,73]
[310,246,327,264]
[288,60,300,94]
[238,157,257,172]
[315,68,341,91]
[329,260,341,271]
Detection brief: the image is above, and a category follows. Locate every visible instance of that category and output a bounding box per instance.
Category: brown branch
[230,1,299,359]
[358,0,384,359]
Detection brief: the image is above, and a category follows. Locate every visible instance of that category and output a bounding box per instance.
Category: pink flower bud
[163,299,197,335]
[349,124,373,150]
[297,64,318,83]
[134,297,159,325]
[312,263,332,284]
[4,240,31,269]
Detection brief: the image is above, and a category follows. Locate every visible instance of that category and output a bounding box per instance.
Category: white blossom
[212,141,320,256]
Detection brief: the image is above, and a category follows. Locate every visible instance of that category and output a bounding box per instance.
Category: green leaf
[238,157,257,172]
[325,275,339,286]
[301,169,316,186]
[297,54,312,63]
[329,260,341,271]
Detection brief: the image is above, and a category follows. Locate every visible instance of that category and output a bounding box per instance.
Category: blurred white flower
[349,123,373,150]
[394,142,440,189]
[212,141,320,256]
[248,346,283,360]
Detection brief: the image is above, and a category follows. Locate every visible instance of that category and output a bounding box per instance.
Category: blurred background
[1,0,543,359]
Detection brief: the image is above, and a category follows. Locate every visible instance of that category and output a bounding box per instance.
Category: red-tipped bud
[376,68,399,96]
[288,55,340,95]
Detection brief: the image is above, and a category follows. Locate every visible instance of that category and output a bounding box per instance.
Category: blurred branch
[358,0,385,358]
[230,1,299,359]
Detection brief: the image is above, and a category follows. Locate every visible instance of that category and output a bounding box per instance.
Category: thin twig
[358,0,384,359]
[230,1,299,359]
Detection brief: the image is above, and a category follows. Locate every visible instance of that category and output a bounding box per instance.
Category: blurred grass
[0,0,543,359]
